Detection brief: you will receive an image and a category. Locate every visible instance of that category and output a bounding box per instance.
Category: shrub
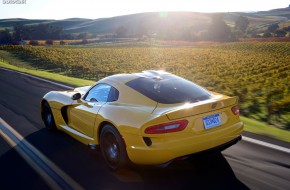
[45,40,54,45]
[29,40,39,46]
[60,40,66,45]
[81,39,88,44]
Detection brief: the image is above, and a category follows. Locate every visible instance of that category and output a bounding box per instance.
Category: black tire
[100,125,128,171]
[42,102,57,131]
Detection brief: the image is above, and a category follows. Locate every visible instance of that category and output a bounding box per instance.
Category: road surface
[0,68,289,190]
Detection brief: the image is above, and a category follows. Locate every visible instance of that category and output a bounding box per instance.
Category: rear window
[126,75,211,104]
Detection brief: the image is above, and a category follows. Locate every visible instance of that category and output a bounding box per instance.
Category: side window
[107,86,119,102]
[84,84,111,102]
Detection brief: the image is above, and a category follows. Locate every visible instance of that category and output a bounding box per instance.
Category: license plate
[203,114,222,129]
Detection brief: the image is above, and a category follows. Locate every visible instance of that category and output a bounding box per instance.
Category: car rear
[123,71,243,165]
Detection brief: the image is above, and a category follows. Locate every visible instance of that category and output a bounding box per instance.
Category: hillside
[257,7,290,18]
[0,6,289,35]
[0,18,93,31]
[0,12,210,35]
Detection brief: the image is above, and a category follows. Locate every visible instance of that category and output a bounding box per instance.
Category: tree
[115,26,128,37]
[283,26,290,32]
[207,14,234,42]
[77,32,89,39]
[248,30,260,38]
[13,23,25,41]
[235,16,249,33]
[62,33,76,40]
[13,23,63,40]
[45,40,54,45]
[267,23,279,33]
[275,29,287,37]
[60,40,66,45]
[81,39,89,44]
[29,40,39,46]
[0,29,13,45]
[263,32,272,38]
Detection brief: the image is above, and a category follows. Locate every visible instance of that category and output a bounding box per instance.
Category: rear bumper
[123,121,243,165]
[197,135,241,154]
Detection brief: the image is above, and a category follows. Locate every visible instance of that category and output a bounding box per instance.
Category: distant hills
[0,6,289,37]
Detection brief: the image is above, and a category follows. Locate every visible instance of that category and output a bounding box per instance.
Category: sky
[0,0,289,20]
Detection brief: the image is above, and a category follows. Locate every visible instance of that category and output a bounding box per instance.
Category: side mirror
[71,92,81,100]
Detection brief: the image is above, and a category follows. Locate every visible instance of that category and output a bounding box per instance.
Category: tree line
[0,23,99,45]
[262,24,290,38]
[0,23,63,44]
[116,14,289,41]
[1,13,289,45]
[0,14,250,44]
[116,14,250,42]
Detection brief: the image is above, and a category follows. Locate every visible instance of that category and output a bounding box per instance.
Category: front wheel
[41,102,56,131]
[100,125,128,170]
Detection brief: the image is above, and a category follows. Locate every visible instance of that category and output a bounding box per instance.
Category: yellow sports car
[41,70,243,170]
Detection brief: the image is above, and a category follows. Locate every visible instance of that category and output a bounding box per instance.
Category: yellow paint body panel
[41,72,243,165]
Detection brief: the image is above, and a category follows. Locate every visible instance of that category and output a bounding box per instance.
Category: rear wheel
[42,102,56,131]
[100,125,128,170]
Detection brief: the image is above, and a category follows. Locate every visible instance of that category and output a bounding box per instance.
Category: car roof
[98,70,171,86]
[96,71,170,106]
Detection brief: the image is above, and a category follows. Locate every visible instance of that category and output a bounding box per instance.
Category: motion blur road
[0,68,289,190]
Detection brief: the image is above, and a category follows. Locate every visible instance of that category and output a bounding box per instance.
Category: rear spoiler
[154,96,239,120]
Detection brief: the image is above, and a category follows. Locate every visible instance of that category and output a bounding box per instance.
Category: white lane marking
[1,67,289,153]
[242,136,290,154]
[0,67,73,89]
[0,118,84,190]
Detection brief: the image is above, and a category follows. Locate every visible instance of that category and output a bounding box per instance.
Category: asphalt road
[0,68,289,190]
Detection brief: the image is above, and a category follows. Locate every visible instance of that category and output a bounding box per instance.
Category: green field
[0,42,289,142]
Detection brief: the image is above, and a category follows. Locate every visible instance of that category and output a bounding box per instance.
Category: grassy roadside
[1,60,289,143]
[241,116,290,142]
[0,60,95,87]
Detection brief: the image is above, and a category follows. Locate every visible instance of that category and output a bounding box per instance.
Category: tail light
[145,120,188,134]
[231,105,240,115]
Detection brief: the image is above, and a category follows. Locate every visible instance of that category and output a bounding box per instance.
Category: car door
[68,84,112,137]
